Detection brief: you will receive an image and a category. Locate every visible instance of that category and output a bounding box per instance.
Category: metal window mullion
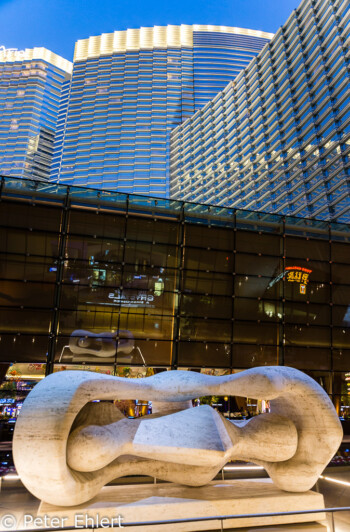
[230,210,236,371]
[280,217,286,367]
[170,203,185,369]
[46,186,70,376]
[115,194,129,371]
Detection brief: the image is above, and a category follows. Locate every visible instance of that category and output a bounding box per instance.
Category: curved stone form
[13,367,342,506]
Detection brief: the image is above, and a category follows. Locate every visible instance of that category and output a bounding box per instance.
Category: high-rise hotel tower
[170,0,350,223]
[50,26,272,196]
[0,47,72,181]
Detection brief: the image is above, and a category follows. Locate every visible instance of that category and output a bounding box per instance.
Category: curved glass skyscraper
[50,25,272,196]
[170,0,350,223]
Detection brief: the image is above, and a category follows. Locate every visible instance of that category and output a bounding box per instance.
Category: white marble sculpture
[13,367,343,506]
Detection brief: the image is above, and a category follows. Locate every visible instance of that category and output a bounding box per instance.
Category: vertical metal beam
[170,201,185,369]
[115,194,129,371]
[230,209,236,372]
[0,175,4,199]
[45,186,70,376]
[280,217,286,367]
[329,221,337,410]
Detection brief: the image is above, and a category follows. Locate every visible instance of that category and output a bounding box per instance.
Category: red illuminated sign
[285,266,312,285]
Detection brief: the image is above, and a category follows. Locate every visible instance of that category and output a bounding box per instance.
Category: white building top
[0,46,73,74]
[74,25,274,61]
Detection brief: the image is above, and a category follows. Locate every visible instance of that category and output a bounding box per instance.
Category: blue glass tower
[0,47,72,181]
[51,25,272,196]
[170,0,350,223]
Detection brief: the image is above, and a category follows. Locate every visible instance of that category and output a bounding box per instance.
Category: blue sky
[0,0,300,60]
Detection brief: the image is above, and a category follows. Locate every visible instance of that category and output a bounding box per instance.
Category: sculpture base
[38,479,326,531]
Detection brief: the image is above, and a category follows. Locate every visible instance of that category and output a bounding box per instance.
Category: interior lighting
[18,375,45,380]
[223,465,264,471]
[3,474,20,480]
[319,475,350,487]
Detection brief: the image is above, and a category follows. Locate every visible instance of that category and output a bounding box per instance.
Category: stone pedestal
[38,479,327,531]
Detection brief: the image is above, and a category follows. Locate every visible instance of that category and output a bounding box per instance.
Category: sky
[0,0,300,61]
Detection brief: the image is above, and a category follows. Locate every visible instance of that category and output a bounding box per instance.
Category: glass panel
[234,321,280,345]
[180,294,232,319]
[55,336,168,366]
[62,259,122,287]
[68,210,126,239]
[2,177,67,204]
[285,324,331,347]
[236,210,282,233]
[126,216,179,245]
[184,247,233,272]
[0,309,52,334]
[236,231,281,255]
[234,298,282,322]
[232,344,279,367]
[331,242,350,263]
[65,235,124,262]
[0,201,62,232]
[235,254,282,277]
[0,280,55,308]
[284,280,330,303]
[284,302,330,325]
[118,312,174,339]
[182,270,233,296]
[0,335,49,363]
[124,241,178,268]
[332,285,350,306]
[332,349,350,371]
[178,318,232,342]
[183,203,234,228]
[332,263,350,285]
[284,347,331,370]
[234,275,282,299]
[69,186,127,210]
[57,309,120,335]
[332,306,350,327]
[284,217,329,239]
[128,195,181,217]
[123,265,177,292]
[285,258,330,282]
[333,327,350,349]
[119,339,172,366]
[0,255,57,283]
[0,228,59,257]
[185,224,234,250]
[55,334,117,365]
[285,236,330,261]
[177,342,231,367]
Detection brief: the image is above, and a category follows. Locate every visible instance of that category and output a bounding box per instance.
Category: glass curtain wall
[0,49,72,182]
[52,26,271,197]
[170,0,350,223]
[0,176,349,411]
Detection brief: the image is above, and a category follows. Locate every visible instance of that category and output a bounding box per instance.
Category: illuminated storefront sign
[0,398,15,404]
[267,266,312,293]
[107,290,155,308]
[285,266,312,294]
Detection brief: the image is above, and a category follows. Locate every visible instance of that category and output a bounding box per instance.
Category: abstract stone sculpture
[13,367,342,507]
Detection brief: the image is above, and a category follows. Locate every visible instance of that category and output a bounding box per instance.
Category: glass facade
[0,176,349,411]
[170,0,350,223]
[50,25,272,197]
[0,48,72,181]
